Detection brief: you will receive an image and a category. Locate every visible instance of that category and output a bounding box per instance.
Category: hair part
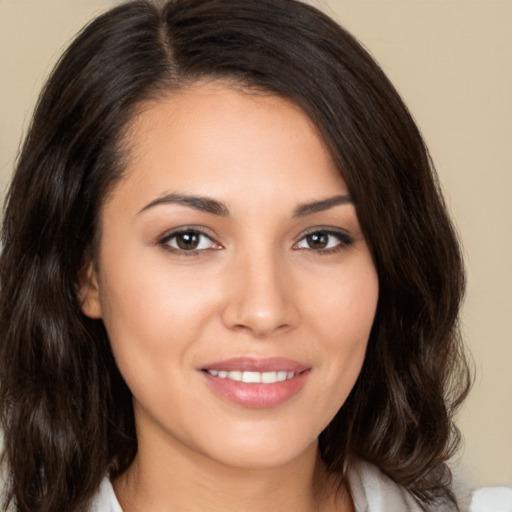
[0,1,470,511]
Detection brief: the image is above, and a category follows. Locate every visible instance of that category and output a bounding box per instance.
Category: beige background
[1,0,511,493]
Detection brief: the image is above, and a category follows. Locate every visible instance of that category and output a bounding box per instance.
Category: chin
[192,423,320,470]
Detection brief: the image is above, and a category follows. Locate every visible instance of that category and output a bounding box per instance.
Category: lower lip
[202,371,310,409]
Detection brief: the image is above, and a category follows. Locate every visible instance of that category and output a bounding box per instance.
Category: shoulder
[346,458,424,512]
[89,478,124,512]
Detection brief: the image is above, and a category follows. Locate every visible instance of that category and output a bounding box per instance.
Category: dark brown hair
[0,1,470,510]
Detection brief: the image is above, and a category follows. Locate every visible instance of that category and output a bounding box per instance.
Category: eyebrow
[138,192,353,217]
[292,194,353,217]
[139,193,230,216]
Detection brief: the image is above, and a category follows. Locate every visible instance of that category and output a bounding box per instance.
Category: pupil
[307,233,328,249]
[177,232,199,250]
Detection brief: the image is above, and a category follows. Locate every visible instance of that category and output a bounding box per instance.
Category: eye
[158,229,220,252]
[294,229,353,252]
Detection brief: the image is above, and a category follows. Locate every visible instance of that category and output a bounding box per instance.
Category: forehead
[113,82,347,211]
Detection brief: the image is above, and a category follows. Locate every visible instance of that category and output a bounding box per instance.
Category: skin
[81,82,379,512]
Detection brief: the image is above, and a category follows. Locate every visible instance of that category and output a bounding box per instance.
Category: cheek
[96,252,219,389]
[100,244,215,329]
[308,253,378,344]
[307,256,378,409]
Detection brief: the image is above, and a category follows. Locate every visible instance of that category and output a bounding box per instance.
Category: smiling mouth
[204,370,297,384]
[200,357,310,408]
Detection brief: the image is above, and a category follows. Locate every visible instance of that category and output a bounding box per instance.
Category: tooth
[209,369,296,383]
[276,371,288,382]
[261,371,277,383]
[242,371,261,383]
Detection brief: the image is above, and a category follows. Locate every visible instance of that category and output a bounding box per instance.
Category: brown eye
[305,233,329,249]
[160,230,218,252]
[295,229,353,252]
[175,232,201,250]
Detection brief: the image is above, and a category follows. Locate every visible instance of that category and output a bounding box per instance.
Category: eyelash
[157,227,353,256]
[293,228,354,254]
[157,228,221,256]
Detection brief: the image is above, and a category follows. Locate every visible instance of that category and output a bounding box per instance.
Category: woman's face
[81,83,379,469]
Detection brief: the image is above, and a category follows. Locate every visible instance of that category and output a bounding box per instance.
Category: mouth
[200,357,311,408]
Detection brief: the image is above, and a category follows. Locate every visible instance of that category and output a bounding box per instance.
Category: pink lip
[200,357,311,409]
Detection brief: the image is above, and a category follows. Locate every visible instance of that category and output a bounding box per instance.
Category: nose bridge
[221,243,298,337]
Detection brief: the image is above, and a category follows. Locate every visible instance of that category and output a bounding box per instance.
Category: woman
[0,0,470,511]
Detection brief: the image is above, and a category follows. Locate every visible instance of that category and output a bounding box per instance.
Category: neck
[113,431,351,512]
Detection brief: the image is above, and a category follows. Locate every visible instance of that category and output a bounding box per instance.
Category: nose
[220,251,300,338]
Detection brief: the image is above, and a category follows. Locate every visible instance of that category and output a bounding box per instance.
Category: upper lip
[201,357,310,373]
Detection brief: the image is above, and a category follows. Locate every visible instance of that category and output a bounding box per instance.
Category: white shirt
[89,459,423,511]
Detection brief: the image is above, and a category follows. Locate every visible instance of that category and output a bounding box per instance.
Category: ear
[77,261,102,319]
